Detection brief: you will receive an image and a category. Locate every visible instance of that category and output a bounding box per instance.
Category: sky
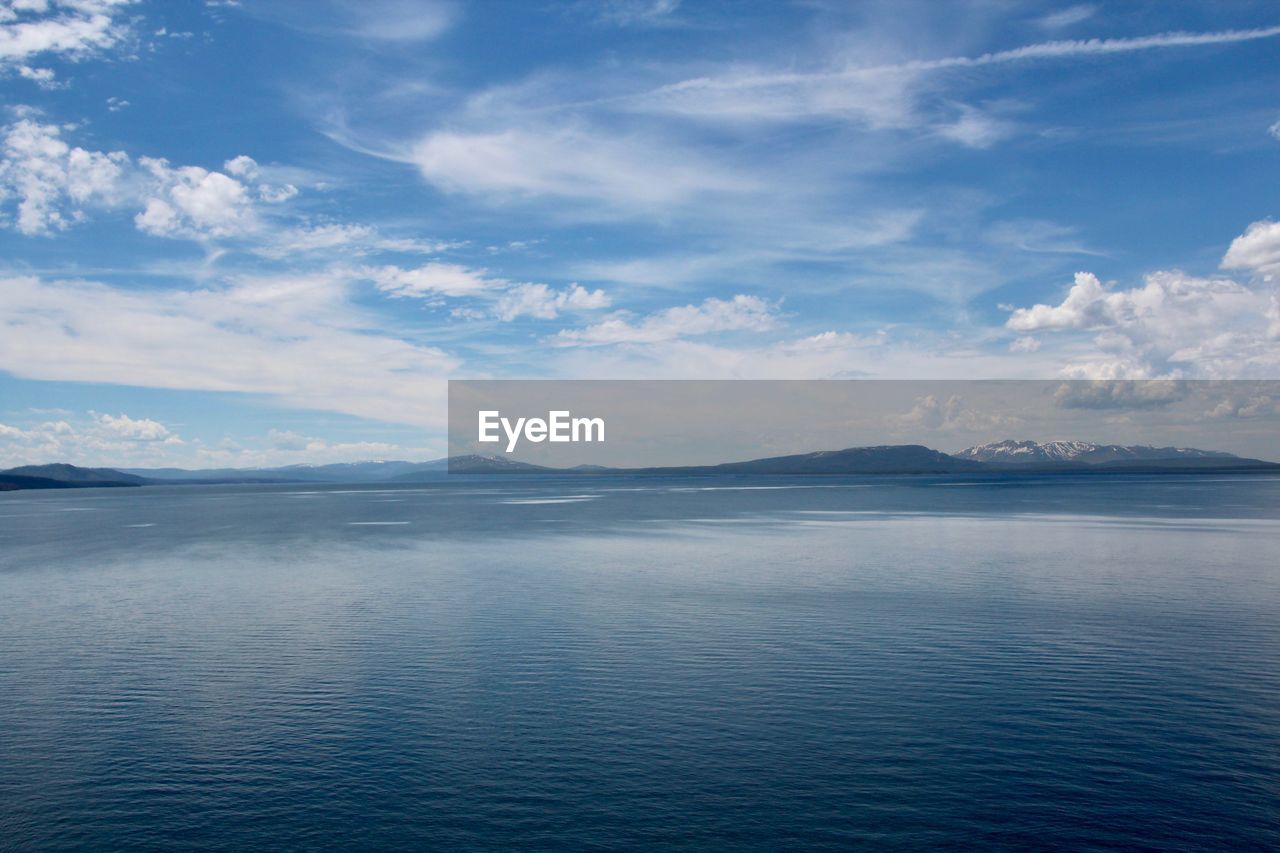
[1,0,1279,468]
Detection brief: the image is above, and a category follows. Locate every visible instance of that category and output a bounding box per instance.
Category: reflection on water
[1,475,1278,848]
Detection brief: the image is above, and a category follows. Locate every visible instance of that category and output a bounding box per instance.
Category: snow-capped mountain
[955,439,1237,465]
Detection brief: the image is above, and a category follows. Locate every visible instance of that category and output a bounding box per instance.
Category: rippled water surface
[2,474,1279,849]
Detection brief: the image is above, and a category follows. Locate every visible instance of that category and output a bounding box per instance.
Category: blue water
[1,474,1278,849]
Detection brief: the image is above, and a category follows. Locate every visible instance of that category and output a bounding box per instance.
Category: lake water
[2,474,1278,849]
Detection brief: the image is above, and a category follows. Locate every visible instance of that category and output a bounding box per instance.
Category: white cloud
[16,63,57,87]
[0,0,134,68]
[0,116,126,234]
[494,283,609,321]
[624,24,1280,140]
[364,262,502,298]
[1006,242,1280,379]
[556,294,778,345]
[0,411,446,468]
[0,274,459,427]
[135,156,274,239]
[0,410,184,468]
[934,104,1015,149]
[1037,5,1097,30]
[95,411,174,441]
[0,118,302,242]
[409,125,751,210]
[1010,336,1040,353]
[1221,219,1280,277]
[255,223,460,259]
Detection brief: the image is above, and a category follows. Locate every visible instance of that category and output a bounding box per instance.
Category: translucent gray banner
[447,380,1280,473]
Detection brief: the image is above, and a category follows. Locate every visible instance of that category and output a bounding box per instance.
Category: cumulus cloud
[0,116,126,234]
[1221,219,1280,277]
[0,411,438,468]
[135,155,295,240]
[494,283,609,321]
[556,294,778,346]
[890,394,1020,432]
[0,118,299,241]
[1052,380,1187,410]
[95,411,175,441]
[1205,394,1278,420]
[1006,267,1279,378]
[0,410,184,468]
[0,0,134,69]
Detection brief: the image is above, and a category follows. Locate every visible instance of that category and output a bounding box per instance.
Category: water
[1,474,1278,849]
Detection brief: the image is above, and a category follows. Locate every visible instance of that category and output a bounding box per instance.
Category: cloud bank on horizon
[0,0,1278,466]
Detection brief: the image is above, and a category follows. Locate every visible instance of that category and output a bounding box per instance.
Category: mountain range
[2,440,1276,491]
[955,439,1237,465]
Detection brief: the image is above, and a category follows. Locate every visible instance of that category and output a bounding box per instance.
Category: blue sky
[1,0,1279,467]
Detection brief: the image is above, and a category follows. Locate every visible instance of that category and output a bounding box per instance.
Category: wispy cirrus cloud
[556,294,779,346]
[0,272,459,427]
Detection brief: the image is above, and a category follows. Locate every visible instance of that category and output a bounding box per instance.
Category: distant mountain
[6,441,1276,493]
[122,460,427,483]
[663,445,987,475]
[956,440,1239,466]
[0,464,144,491]
[391,455,552,478]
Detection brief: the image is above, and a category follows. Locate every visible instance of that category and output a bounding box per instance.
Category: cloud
[0,411,440,468]
[494,283,609,321]
[95,411,175,441]
[135,157,257,238]
[363,262,502,298]
[230,0,455,43]
[0,116,127,234]
[985,219,1104,256]
[624,24,1280,134]
[1052,380,1188,410]
[1009,336,1040,353]
[359,263,610,320]
[1005,267,1278,378]
[1037,5,1097,30]
[890,394,1020,432]
[1,118,299,241]
[934,104,1015,149]
[1221,219,1280,277]
[135,155,296,240]
[0,0,134,68]
[253,223,460,259]
[409,125,752,210]
[0,410,185,468]
[1205,394,1278,420]
[581,0,681,28]
[0,273,459,427]
[556,294,778,346]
